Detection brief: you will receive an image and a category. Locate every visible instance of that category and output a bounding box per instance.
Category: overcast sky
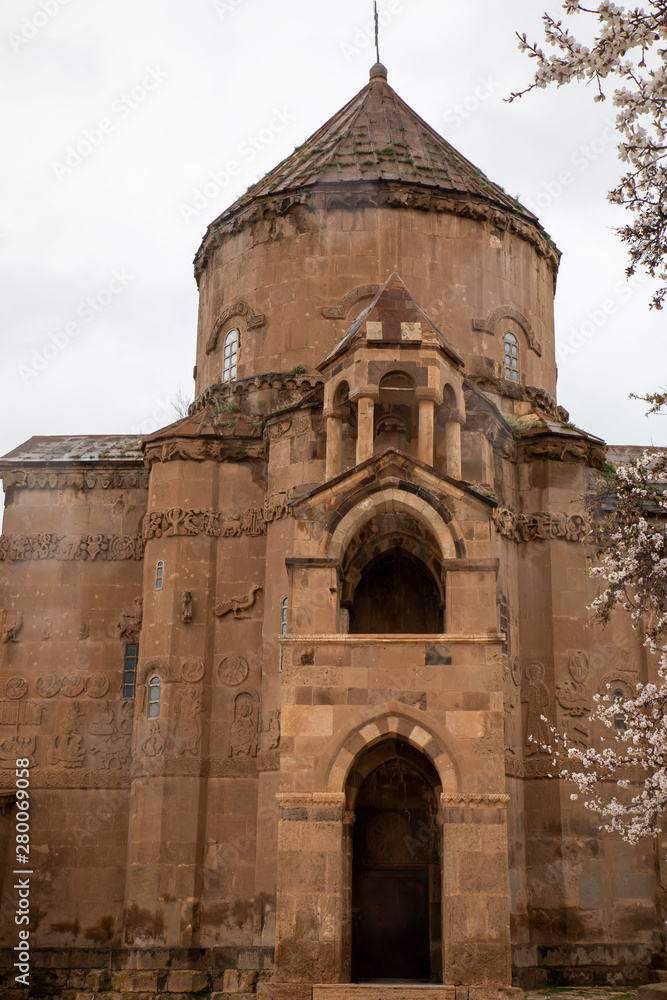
[1,0,665,516]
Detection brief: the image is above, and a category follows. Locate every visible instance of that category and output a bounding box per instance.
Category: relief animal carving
[118,597,143,640]
[215,585,262,620]
[89,701,130,770]
[492,508,590,544]
[1,611,23,643]
[181,591,193,624]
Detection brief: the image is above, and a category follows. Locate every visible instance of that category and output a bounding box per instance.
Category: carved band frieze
[143,494,290,543]
[492,508,590,543]
[2,469,148,491]
[440,793,510,807]
[0,533,144,562]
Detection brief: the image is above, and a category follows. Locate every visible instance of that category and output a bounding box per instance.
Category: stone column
[441,792,513,987]
[350,387,378,466]
[416,390,437,466]
[445,411,464,480]
[324,406,343,480]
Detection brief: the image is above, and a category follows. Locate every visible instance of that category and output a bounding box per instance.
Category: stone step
[313,987,456,1000]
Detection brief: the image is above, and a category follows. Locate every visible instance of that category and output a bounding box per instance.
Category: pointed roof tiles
[213,64,537,227]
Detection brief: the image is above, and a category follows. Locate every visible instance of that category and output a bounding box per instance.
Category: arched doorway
[341,511,445,634]
[347,739,442,983]
[350,549,442,633]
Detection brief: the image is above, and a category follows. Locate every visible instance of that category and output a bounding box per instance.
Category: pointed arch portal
[347,738,443,983]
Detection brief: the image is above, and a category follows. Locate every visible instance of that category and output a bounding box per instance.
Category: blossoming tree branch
[510,1,667,309]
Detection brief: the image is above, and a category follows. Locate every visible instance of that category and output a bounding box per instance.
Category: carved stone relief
[0,702,42,726]
[556,651,591,748]
[170,685,204,756]
[1,611,23,643]
[0,735,36,767]
[218,655,249,686]
[2,469,148,491]
[521,661,551,754]
[492,508,589,543]
[119,598,143,640]
[143,495,290,543]
[215,585,262,620]
[5,677,27,700]
[42,618,52,640]
[61,675,85,698]
[37,674,60,698]
[86,674,110,699]
[261,710,281,751]
[89,701,130,770]
[0,533,144,562]
[182,658,205,684]
[142,721,165,758]
[230,690,259,758]
[179,590,193,624]
[47,702,84,769]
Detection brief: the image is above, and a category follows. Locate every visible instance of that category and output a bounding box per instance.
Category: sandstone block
[639,987,667,1000]
[166,970,210,992]
[111,970,158,992]
[222,969,259,992]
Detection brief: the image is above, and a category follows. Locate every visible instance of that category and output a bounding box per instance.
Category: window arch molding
[472,304,542,356]
[205,300,266,355]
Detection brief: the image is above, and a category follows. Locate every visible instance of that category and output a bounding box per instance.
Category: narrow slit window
[499,596,509,655]
[148,676,161,719]
[123,643,138,699]
[503,332,519,382]
[155,560,164,591]
[613,688,626,731]
[223,329,239,382]
[279,597,288,673]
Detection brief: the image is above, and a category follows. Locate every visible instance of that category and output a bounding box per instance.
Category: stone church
[0,63,662,999]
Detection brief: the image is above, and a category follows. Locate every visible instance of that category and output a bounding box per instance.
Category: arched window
[279,597,288,673]
[223,329,239,382]
[503,332,519,382]
[147,676,161,719]
[613,688,626,731]
[155,561,164,591]
[499,595,509,655]
[122,643,138,699]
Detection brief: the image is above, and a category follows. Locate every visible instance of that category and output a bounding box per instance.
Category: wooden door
[351,866,430,981]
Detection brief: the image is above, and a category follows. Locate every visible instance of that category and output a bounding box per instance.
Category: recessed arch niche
[346,738,443,983]
[342,511,444,634]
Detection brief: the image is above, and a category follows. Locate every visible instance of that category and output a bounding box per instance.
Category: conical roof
[213,63,537,226]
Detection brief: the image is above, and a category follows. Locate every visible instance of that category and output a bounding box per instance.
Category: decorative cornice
[194,187,560,284]
[518,434,606,469]
[276,793,347,808]
[1,468,148,491]
[441,792,510,807]
[0,533,144,562]
[188,373,324,416]
[280,633,505,645]
[492,508,590,544]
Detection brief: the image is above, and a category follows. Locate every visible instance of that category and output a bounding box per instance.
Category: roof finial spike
[374,0,381,64]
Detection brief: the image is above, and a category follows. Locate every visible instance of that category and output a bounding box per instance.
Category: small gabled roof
[318,272,464,370]
[208,63,537,229]
[0,435,143,463]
